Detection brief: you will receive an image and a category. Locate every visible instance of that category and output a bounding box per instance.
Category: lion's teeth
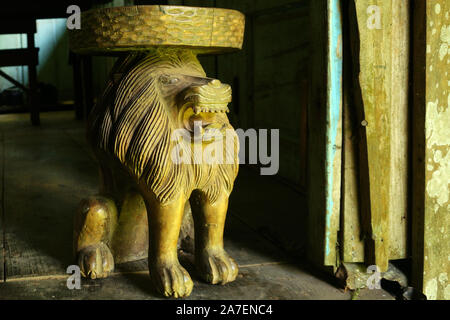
[193,105,230,113]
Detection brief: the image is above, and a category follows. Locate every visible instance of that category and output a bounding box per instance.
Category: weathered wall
[412,0,450,301]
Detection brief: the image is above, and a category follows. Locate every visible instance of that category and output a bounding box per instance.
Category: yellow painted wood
[388,1,409,260]
[354,0,392,271]
[412,0,450,301]
[69,5,245,55]
[344,1,409,264]
[341,78,364,263]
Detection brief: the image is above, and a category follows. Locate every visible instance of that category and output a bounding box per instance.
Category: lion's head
[88,49,239,204]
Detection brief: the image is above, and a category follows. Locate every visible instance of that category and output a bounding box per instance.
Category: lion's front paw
[197,249,239,285]
[77,243,114,279]
[150,260,193,298]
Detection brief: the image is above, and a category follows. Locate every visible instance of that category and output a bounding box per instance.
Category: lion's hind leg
[73,196,118,279]
[111,191,149,264]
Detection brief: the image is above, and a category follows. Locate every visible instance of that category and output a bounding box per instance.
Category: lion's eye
[160,75,179,85]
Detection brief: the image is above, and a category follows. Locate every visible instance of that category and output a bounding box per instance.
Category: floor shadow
[1,112,347,297]
[1,117,97,278]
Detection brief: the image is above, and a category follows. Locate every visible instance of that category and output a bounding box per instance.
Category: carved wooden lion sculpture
[73,49,239,298]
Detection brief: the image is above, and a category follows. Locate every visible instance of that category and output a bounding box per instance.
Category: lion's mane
[88,49,239,204]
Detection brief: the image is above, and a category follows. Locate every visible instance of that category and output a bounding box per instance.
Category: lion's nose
[204,79,230,95]
[184,79,231,114]
[209,79,221,87]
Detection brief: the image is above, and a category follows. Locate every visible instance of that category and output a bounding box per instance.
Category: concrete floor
[0,111,394,300]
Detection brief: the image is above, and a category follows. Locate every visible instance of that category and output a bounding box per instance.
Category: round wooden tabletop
[69,5,245,55]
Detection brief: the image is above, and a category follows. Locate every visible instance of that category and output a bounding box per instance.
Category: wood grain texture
[323,0,343,267]
[412,0,450,300]
[342,0,409,264]
[344,0,371,266]
[341,62,364,262]
[354,0,392,271]
[388,0,409,260]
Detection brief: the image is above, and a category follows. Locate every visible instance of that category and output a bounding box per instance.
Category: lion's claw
[150,261,193,298]
[197,249,238,285]
[77,243,114,279]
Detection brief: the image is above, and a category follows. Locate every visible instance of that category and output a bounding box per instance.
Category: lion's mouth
[191,104,229,114]
[181,106,228,141]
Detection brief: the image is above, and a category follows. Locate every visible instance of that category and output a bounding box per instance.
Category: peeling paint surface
[354,0,394,272]
[422,0,450,300]
[438,272,448,285]
[425,99,450,206]
[323,0,343,266]
[439,25,449,61]
[425,278,438,300]
[343,1,409,264]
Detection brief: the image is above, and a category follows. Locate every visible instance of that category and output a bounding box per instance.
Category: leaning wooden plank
[324,0,343,267]
[342,0,366,265]
[344,0,410,263]
[341,64,364,263]
[412,0,450,301]
[388,0,409,260]
[307,0,342,269]
[354,0,391,272]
